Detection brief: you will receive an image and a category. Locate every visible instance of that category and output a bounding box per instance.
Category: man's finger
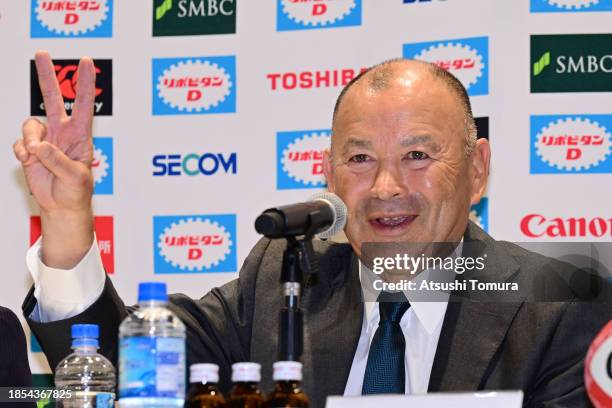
[22,118,47,154]
[34,50,67,124]
[33,141,86,183]
[71,57,96,132]
[13,140,31,163]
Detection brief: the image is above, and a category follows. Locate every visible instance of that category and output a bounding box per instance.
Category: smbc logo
[531,34,612,93]
[533,52,550,76]
[155,0,234,20]
[533,50,612,76]
[153,0,236,36]
[156,0,173,19]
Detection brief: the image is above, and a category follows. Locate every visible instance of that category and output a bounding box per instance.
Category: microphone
[255,192,347,239]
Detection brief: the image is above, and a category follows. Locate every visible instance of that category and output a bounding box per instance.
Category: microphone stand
[278,233,319,362]
[254,201,334,362]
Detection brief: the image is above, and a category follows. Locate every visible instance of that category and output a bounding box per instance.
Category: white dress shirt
[27,238,456,395]
[343,264,449,395]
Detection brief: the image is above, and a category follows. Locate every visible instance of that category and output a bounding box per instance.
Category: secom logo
[152,56,236,115]
[152,152,237,176]
[277,0,361,31]
[277,130,330,190]
[31,0,113,38]
[154,214,237,273]
[92,137,113,194]
[530,115,612,174]
[403,36,489,96]
[530,0,612,12]
[469,197,488,233]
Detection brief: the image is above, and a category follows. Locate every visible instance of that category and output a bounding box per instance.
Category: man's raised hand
[13,51,96,268]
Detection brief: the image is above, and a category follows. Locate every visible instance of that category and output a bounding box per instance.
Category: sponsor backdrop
[0,0,610,376]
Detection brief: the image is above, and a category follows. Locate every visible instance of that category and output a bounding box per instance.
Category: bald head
[332,59,477,157]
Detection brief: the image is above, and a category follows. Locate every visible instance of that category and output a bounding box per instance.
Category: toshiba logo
[267,68,367,91]
[521,214,612,238]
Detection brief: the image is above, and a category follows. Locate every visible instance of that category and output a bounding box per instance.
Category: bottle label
[66,391,115,407]
[119,336,185,399]
[95,392,115,407]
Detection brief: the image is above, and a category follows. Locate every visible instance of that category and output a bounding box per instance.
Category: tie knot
[378,292,410,323]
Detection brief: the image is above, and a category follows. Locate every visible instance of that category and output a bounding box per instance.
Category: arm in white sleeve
[26,235,106,323]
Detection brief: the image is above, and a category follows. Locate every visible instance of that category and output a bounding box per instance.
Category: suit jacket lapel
[428,222,525,392]
[302,246,363,405]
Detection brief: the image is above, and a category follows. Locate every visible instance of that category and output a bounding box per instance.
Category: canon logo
[521,214,612,238]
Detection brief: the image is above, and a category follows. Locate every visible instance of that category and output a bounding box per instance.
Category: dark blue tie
[362,294,410,395]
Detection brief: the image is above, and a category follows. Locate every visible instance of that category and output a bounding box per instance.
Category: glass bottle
[265,361,308,408]
[227,363,265,408]
[185,363,226,408]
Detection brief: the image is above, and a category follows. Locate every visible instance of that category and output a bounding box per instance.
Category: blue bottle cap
[72,324,99,339]
[71,324,99,348]
[138,282,168,302]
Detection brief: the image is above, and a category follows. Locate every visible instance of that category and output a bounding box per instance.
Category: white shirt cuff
[26,235,106,323]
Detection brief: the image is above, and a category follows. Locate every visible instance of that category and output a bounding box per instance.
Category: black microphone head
[255,211,285,238]
[255,193,347,239]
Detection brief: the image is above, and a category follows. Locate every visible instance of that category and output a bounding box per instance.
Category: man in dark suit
[14,53,611,407]
[0,306,33,407]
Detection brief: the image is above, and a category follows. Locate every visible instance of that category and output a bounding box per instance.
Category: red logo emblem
[55,63,103,99]
[520,214,612,238]
[267,67,367,90]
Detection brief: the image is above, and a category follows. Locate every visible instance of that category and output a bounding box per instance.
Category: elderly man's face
[324,67,489,256]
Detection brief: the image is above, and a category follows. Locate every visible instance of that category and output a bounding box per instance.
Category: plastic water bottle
[54,324,116,408]
[118,282,186,407]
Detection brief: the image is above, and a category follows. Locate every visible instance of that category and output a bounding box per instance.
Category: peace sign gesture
[13,51,96,268]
